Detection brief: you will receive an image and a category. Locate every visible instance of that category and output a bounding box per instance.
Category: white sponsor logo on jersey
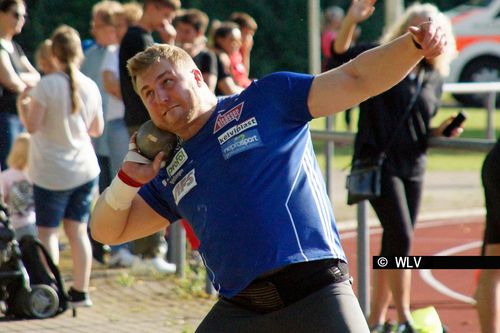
[173,169,196,205]
[167,148,187,177]
[213,102,244,133]
[217,117,258,145]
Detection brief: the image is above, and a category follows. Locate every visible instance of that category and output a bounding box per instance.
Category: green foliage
[16,1,473,78]
[17,0,96,62]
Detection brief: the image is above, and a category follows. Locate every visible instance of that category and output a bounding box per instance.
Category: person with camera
[90,4,449,330]
[330,2,460,332]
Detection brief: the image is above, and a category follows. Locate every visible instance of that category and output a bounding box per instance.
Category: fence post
[486,91,496,140]
[325,116,334,197]
[170,222,186,278]
[357,200,370,317]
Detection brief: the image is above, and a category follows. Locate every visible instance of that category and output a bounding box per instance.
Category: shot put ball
[136,120,178,160]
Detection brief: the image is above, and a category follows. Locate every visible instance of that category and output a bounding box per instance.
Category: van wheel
[26,285,59,319]
[454,56,500,107]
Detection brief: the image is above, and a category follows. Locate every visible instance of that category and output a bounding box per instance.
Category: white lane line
[419,241,482,305]
[340,218,482,240]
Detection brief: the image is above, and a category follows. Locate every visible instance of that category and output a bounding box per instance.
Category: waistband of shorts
[223,259,350,314]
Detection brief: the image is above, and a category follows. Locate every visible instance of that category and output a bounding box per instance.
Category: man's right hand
[121,133,165,185]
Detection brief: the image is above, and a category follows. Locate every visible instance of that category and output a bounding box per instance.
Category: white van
[446,0,500,106]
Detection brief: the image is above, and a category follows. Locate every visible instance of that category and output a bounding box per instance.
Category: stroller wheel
[26,285,59,319]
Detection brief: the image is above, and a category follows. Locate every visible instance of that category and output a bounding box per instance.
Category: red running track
[340,216,483,333]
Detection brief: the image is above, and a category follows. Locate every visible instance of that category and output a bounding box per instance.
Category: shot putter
[136,120,178,161]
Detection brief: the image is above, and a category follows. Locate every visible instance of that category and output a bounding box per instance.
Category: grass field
[311,94,499,172]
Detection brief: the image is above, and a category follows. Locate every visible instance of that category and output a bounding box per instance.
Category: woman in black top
[331,2,458,332]
[0,0,39,170]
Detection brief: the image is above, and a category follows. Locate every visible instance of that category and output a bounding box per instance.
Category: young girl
[17,25,104,308]
[35,39,57,75]
[0,132,36,240]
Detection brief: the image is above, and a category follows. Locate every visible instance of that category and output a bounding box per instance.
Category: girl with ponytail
[17,24,104,308]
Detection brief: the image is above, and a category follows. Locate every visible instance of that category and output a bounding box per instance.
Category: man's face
[175,22,198,45]
[151,5,176,30]
[136,58,200,134]
[91,14,117,46]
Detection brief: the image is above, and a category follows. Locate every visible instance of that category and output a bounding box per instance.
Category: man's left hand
[408,19,447,59]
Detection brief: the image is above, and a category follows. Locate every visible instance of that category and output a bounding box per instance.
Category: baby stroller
[0,202,67,319]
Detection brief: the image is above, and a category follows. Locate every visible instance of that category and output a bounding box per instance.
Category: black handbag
[346,154,385,205]
[346,68,425,205]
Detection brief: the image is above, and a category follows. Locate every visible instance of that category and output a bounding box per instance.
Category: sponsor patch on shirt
[221,129,263,160]
[166,148,188,177]
[213,102,244,133]
[217,117,258,145]
[173,169,196,205]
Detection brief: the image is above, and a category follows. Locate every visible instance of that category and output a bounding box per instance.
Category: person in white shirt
[18,25,104,309]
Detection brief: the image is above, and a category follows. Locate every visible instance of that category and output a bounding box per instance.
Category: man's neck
[138,17,154,33]
[178,93,218,141]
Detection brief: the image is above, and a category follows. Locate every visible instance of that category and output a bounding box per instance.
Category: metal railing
[443,82,500,140]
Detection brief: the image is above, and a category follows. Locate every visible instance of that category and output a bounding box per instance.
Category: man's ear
[192,68,204,86]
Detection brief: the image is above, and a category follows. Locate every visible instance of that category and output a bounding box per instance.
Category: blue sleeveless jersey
[139,72,346,297]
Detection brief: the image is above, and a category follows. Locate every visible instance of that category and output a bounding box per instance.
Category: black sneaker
[68,287,92,308]
[396,322,415,333]
[370,321,395,333]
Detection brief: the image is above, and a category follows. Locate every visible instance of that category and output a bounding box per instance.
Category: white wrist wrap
[104,176,140,211]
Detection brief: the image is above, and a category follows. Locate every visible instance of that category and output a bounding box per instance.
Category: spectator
[174,8,217,92]
[0,0,40,170]
[214,20,251,89]
[90,10,448,330]
[475,138,500,333]
[119,0,180,274]
[17,25,104,308]
[321,6,344,72]
[34,39,57,75]
[0,132,35,240]
[211,21,244,96]
[228,12,257,77]
[101,1,143,268]
[331,2,458,332]
[80,0,123,265]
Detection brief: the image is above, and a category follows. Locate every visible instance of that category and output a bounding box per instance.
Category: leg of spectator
[476,244,500,333]
[368,269,392,329]
[63,219,92,292]
[37,226,60,264]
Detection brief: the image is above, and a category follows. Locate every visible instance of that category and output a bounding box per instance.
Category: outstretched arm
[308,20,447,118]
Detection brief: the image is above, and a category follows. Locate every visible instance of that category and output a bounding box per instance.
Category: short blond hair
[122,2,142,25]
[7,133,30,170]
[92,0,123,25]
[127,44,197,94]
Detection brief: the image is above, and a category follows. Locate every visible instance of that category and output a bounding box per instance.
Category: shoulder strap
[380,67,425,157]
